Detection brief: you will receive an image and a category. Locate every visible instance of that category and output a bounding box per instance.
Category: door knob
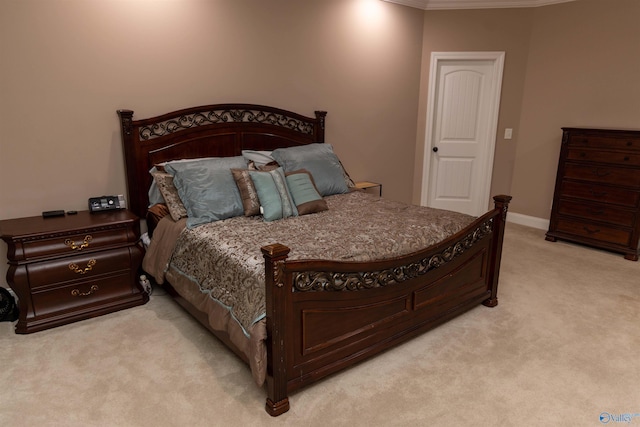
[432,147,438,152]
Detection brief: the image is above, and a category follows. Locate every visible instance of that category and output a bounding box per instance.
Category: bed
[117,103,511,416]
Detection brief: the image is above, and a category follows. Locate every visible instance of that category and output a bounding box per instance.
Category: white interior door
[421,52,504,216]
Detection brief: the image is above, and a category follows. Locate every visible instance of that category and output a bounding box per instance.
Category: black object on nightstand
[0,210,148,333]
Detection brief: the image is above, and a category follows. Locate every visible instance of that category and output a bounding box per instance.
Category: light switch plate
[504,128,513,139]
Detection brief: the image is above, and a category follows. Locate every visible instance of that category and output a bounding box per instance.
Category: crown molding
[382,0,576,10]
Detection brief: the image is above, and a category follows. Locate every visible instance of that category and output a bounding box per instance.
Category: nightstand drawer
[26,247,134,290]
[19,228,133,261]
[31,273,135,317]
[557,200,636,227]
[555,218,632,247]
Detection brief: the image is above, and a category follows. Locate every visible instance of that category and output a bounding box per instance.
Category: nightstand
[0,210,148,334]
[355,181,382,197]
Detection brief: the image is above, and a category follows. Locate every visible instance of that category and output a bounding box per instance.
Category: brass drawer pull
[71,285,99,297]
[69,259,97,275]
[591,168,610,177]
[583,226,601,235]
[65,235,92,251]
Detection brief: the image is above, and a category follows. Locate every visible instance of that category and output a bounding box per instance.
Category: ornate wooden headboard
[117,104,327,218]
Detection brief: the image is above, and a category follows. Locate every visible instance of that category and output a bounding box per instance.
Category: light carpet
[0,223,638,426]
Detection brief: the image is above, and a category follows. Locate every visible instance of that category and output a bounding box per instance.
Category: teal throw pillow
[285,170,328,215]
[249,168,298,221]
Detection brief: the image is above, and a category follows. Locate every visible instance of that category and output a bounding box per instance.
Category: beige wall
[512,0,640,219]
[414,0,640,219]
[0,0,424,280]
[414,7,534,208]
[2,0,639,284]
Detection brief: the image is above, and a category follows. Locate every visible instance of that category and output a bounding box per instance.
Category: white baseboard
[506,212,549,231]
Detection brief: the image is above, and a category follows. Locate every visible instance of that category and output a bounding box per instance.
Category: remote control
[42,210,65,218]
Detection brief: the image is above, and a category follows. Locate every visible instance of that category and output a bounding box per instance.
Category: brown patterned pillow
[231,169,261,216]
[150,171,188,221]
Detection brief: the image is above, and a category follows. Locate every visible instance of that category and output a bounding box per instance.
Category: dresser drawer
[557,200,636,227]
[555,218,632,247]
[564,163,640,188]
[567,149,640,167]
[26,247,134,289]
[19,227,133,261]
[568,133,640,150]
[31,273,135,317]
[559,181,640,207]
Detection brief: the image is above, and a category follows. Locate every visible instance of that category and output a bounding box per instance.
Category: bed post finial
[117,109,134,136]
[262,243,291,416]
[315,111,327,142]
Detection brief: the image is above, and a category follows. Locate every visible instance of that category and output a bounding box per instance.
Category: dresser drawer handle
[69,259,97,275]
[591,168,610,177]
[589,189,607,197]
[583,226,601,235]
[71,285,99,297]
[65,235,92,251]
[624,156,630,161]
[588,209,605,216]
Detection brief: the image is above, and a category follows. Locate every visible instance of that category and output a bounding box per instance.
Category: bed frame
[118,103,511,416]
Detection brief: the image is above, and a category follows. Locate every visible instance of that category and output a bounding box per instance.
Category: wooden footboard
[262,195,511,416]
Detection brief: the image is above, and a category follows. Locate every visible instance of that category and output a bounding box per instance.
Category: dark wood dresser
[0,210,148,333]
[546,127,640,261]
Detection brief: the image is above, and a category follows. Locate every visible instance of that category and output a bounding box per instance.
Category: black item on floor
[0,287,18,322]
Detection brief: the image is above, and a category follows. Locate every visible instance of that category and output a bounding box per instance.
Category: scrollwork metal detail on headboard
[138,108,315,141]
[293,219,493,292]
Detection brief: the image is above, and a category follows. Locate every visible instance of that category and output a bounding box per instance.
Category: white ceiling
[382,0,576,10]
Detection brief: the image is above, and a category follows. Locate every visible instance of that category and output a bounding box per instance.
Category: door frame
[420,51,505,215]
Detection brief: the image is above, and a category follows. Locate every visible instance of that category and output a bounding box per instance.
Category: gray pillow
[164,156,247,228]
[147,166,165,206]
[270,144,349,196]
[241,150,275,168]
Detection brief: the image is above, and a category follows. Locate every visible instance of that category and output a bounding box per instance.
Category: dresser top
[562,127,640,134]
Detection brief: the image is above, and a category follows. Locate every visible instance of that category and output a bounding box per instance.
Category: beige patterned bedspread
[167,191,475,335]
